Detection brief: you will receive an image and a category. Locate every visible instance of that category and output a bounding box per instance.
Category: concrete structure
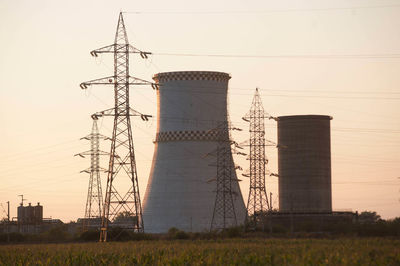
[16,202,44,234]
[262,211,356,232]
[143,71,246,233]
[17,202,43,225]
[34,203,43,224]
[278,115,332,213]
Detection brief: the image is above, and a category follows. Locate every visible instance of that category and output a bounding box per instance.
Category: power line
[120,83,400,99]
[152,52,400,59]
[332,127,400,133]
[87,87,400,134]
[1,117,398,172]
[133,85,400,95]
[133,84,400,96]
[123,4,400,14]
[0,142,84,166]
[248,88,400,95]
[0,138,79,160]
[251,93,400,100]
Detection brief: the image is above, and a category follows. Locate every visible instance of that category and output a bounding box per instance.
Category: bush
[44,226,69,241]
[79,230,100,242]
[167,227,190,240]
[167,227,179,236]
[175,230,190,239]
[224,226,243,238]
[129,232,154,241]
[107,227,132,241]
[0,232,25,242]
[101,227,154,241]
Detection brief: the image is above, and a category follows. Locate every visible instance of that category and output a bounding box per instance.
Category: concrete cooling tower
[277,115,332,213]
[143,71,246,233]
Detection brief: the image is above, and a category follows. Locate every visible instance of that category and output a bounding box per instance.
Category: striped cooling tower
[143,71,246,233]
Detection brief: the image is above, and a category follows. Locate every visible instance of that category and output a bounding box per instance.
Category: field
[0,238,399,265]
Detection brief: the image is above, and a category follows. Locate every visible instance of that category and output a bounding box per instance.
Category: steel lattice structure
[75,117,108,231]
[80,13,154,242]
[243,88,274,228]
[210,122,239,231]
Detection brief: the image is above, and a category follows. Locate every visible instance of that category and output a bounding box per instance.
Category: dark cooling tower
[278,115,332,213]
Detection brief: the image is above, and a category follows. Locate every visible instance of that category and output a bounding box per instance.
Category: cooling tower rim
[153,71,231,83]
[277,115,333,121]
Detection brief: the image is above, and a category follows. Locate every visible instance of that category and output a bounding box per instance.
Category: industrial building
[143,71,247,233]
[17,202,43,225]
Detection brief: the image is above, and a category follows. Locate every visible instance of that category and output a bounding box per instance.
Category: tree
[358,211,381,224]
[114,211,137,225]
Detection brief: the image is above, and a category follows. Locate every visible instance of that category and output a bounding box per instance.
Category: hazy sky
[0,0,399,222]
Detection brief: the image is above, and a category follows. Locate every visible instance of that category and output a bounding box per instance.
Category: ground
[0,238,399,265]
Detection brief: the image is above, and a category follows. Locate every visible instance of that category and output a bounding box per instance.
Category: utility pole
[270,192,273,211]
[7,201,9,222]
[80,12,154,242]
[75,116,109,231]
[18,195,26,206]
[6,201,10,242]
[210,122,242,231]
[242,88,275,230]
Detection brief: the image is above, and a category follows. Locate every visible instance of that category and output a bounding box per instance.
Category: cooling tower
[278,115,332,213]
[143,71,246,233]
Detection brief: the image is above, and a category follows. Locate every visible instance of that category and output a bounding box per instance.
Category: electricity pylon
[210,122,243,231]
[75,116,109,231]
[242,88,275,229]
[80,12,154,242]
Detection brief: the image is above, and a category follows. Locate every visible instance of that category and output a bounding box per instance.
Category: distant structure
[242,88,275,228]
[75,117,108,231]
[143,71,246,233]
[80,12,153,241]
[17,202,43,225]
[17,202,43,233]
[278,115,332,213]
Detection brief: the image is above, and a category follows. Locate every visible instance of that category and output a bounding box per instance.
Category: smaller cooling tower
[278,115,332,213]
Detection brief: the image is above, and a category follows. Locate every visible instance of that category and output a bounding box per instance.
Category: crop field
[0,238,399,265]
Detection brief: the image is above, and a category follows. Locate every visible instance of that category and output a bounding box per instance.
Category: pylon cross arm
[89,44,151,58]
[80,76,116,89]
[80,76,155,89]
[91,107,152,121]
[127,75,154,85]
[77,150,110,156]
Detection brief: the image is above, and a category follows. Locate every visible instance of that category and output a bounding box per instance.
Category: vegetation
[0,238,399,265]
[1,215,400,243]
[0,213,399,265]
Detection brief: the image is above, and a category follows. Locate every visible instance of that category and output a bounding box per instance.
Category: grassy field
[0,238,399,265]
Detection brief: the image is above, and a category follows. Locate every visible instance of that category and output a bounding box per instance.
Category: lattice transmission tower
[80,12,154,242]
[75,117,109,231]
[242,88,275,228]
[210,122,243,231]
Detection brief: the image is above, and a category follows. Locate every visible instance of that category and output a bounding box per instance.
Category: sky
[0,0,399,222]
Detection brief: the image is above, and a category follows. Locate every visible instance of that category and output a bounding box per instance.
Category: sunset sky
[0,0,399,222]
